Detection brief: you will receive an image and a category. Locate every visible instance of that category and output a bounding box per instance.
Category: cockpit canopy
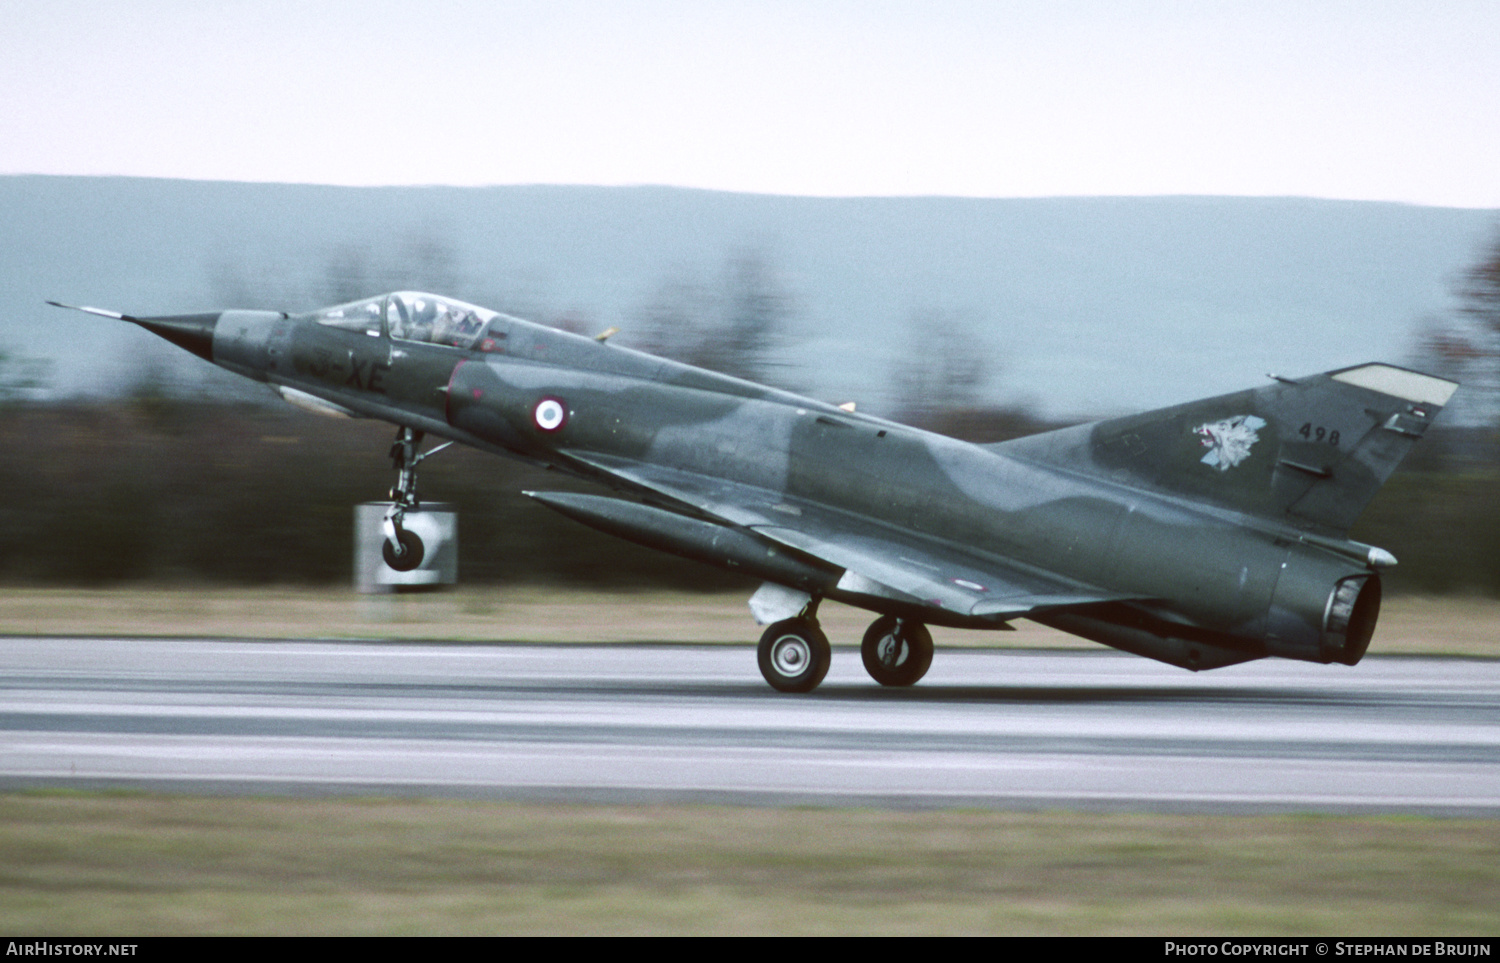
[312,292,506,352]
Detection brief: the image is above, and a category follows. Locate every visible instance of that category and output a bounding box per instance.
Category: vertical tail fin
[1003,364,1458,535]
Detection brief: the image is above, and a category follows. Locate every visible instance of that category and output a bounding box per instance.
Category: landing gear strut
[381,426,452,572]
[757,597,831,693]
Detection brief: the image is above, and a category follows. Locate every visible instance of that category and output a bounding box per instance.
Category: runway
[2,636,1497,813]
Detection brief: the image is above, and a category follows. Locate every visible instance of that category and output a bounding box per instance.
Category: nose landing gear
[382,426,452,572]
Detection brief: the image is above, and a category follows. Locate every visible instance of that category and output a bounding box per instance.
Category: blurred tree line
[630,248,795,387]
[0,400,751,588]
[2,391,1491,593]
[1359,223,1500,594]
[2,232,1498,594]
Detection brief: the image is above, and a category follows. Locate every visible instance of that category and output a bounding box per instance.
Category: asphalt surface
[2,637,1497,813]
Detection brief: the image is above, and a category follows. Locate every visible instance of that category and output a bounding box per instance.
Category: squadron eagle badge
[1194,414,1267,472]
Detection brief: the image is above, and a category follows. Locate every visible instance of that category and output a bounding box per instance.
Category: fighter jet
[49,292,1457,692]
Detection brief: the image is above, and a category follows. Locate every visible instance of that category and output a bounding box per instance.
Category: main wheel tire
[757,618,832,693]
[861,616,933,687]
[382,529,425,572]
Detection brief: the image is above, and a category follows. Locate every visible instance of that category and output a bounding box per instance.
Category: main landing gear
[381,426,452,572]
[754,598,934,693]
[861,615,934,688]
[757,599,832,694]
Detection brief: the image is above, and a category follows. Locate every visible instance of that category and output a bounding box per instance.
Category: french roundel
[533,397,568,432]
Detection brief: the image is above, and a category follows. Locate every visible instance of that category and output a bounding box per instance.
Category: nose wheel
[382,527,425,572]
[381,426,452,572]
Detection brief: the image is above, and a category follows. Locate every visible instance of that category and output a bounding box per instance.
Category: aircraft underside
[376,421,1383,694]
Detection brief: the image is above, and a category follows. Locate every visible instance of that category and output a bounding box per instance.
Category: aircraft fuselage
[52,290,1451,690]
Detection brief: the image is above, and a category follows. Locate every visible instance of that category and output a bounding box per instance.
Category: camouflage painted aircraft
[50,292,1457,692]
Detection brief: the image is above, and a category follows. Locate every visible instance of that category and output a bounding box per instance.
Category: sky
[3,0,1498,206]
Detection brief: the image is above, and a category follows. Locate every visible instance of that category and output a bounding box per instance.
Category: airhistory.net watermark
[6,944,138,957]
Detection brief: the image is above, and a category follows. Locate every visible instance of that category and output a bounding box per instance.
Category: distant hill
[3,175,1493,417]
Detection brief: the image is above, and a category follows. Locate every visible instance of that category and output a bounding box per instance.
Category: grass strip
[1,793,1496,935]
[0,587,1495,656]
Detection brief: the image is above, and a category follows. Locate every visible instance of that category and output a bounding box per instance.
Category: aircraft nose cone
[133,312,220,362]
